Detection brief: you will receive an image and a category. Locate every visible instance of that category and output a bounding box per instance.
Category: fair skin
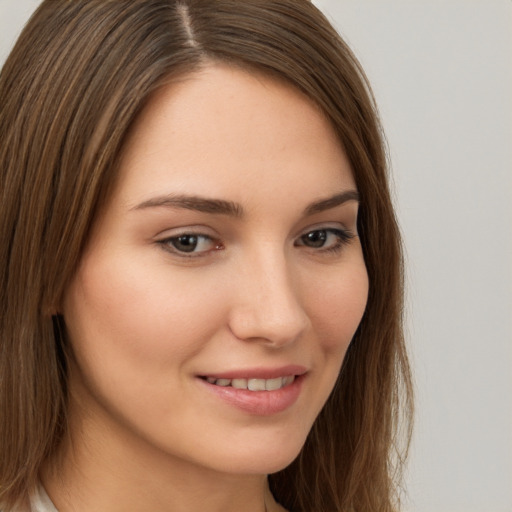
[43,64,368,512]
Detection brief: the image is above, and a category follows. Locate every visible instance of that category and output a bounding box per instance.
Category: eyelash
[157,227,355,258]
[294,228,355,254]
[158,233,222,257]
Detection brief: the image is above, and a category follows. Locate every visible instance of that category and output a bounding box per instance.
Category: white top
[1,486,58,512]
[29,486,58,512]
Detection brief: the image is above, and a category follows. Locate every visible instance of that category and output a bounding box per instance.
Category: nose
[227,250,310,348]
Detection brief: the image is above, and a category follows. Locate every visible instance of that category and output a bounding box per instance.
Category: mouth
[198,371,304,415]
[199,375,296,392]
[196,365,307,414]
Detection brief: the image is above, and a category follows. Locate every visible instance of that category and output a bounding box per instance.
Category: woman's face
[62,64,368,476]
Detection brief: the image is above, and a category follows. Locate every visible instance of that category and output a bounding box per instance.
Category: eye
[159,233,221,255]
[295,228,354,253]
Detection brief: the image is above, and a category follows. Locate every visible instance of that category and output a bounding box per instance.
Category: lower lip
[198,375,304,416]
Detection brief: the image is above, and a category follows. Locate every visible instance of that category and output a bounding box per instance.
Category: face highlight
[62,64,369,477]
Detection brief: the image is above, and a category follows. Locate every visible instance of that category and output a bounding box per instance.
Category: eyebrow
[131,194,244,217]
[303,190,360,215]
[131,189,359,217]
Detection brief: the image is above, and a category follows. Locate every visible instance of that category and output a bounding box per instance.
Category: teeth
[265,377,283,391]
[248,379,266,391]
[282,375,295,386]
[231,378,248,389]
[205,375,296,391]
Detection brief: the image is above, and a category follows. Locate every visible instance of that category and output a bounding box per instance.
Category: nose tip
[227,266,309,347]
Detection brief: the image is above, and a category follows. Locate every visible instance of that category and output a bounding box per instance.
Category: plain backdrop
[1,1,511,511]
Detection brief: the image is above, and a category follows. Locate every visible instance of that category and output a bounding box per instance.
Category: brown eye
[171,234,201,252]
[301,230,328,248]
[295,228,354,253]
[161,234,219,255]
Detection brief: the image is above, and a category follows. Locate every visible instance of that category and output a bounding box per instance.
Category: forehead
[115,63,354,210]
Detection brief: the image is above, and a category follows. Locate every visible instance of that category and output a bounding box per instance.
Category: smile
[199,373,304,415]
[203,375,295,391]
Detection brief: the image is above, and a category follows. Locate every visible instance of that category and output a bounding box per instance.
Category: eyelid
[294,226,354,242]
[155,226,223,258]
[295,220,354,238]
[153,221,356,259]
[153,224,217,239]
[294,224,356,253]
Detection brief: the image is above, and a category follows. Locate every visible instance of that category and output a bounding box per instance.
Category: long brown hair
[0,1,413,510]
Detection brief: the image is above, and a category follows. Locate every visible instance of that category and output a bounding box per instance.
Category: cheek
[62,253,228,377]
[306,261,369,354]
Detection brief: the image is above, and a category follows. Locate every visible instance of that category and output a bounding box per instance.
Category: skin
[44,63,369,512]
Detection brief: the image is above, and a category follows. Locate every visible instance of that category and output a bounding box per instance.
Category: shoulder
[0,485,58,512]
[30,485,58,512]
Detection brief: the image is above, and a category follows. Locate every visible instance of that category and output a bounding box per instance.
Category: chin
[203,429,308,476]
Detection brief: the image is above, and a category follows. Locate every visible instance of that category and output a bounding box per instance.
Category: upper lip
[198,365,307,380]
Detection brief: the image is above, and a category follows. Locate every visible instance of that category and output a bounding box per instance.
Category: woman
[0,1,413,511]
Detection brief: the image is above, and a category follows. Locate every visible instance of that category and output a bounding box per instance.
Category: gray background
[1,1,511,511]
